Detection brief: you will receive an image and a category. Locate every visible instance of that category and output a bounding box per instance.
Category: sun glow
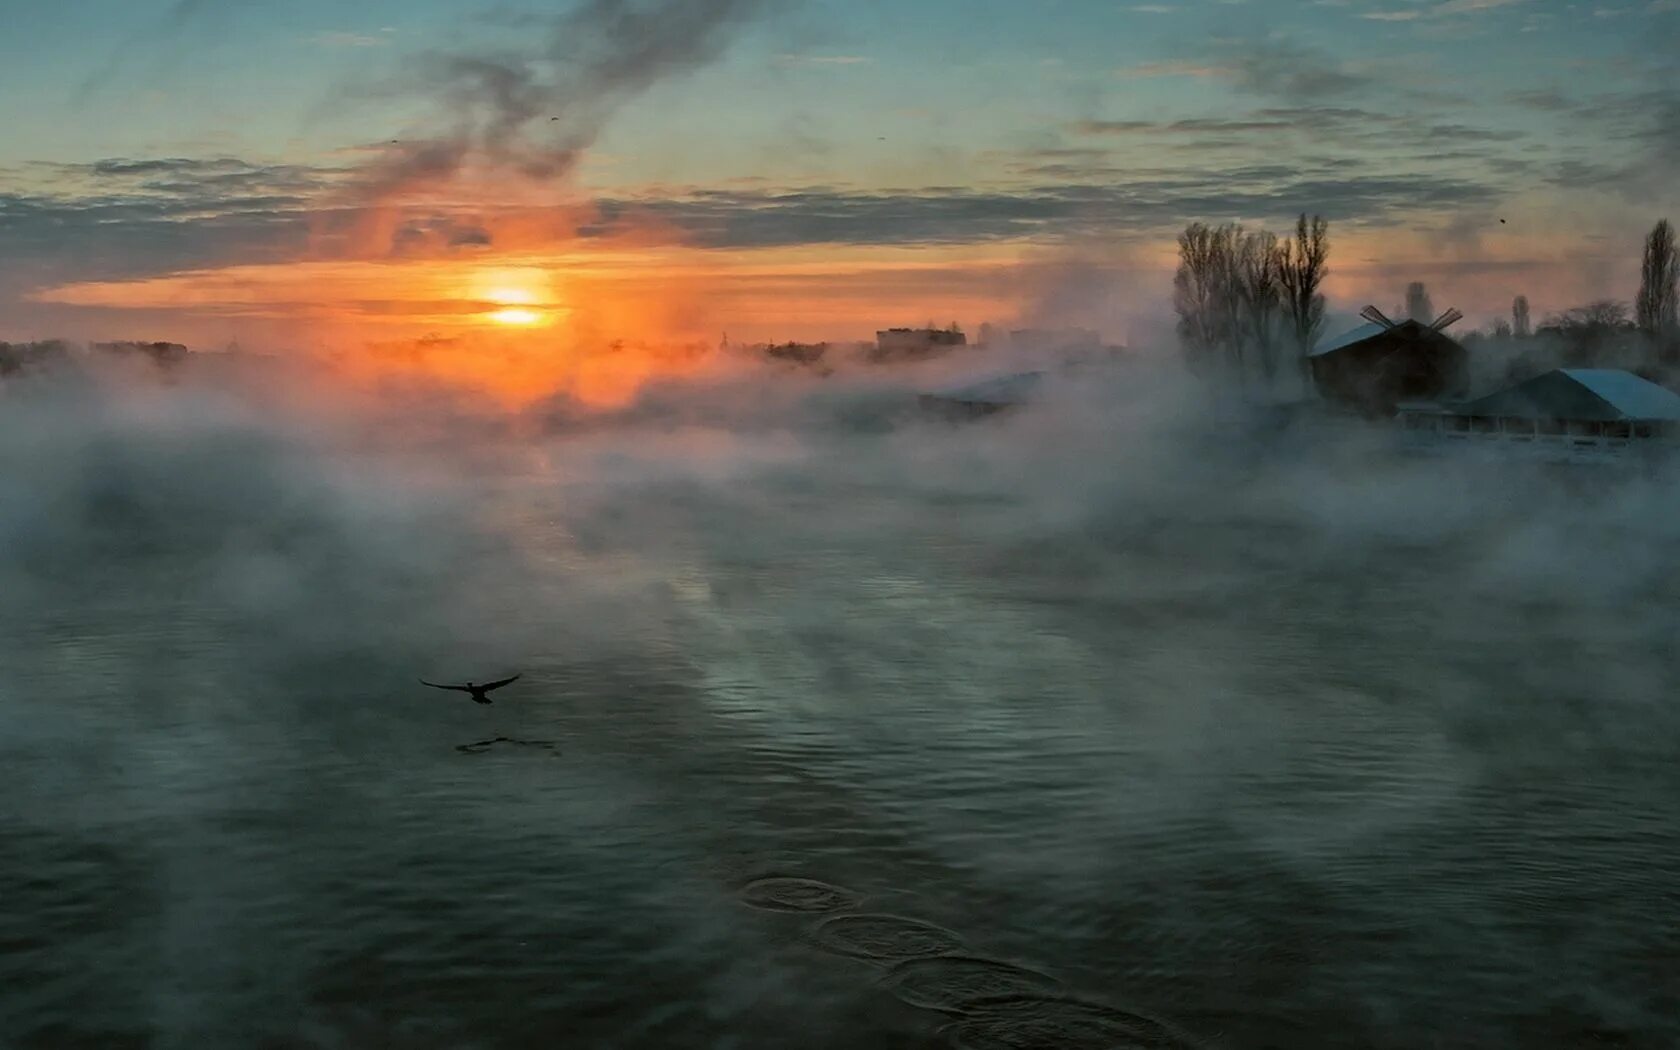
[488,306,545,326]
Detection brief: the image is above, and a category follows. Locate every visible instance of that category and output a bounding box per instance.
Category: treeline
[1466,219,1678,388]
[1172,213,1328,386]
[0,340,191,378]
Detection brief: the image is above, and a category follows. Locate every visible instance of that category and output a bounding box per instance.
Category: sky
[2,0,1677,364]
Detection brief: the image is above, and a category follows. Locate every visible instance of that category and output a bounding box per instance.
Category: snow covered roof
[1454,368,1680,422]
[925,370,1046,405]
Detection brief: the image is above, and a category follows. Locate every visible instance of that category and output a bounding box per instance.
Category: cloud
[1108,40,1370,103]
[1072,119,1297,136]
[1222,40,1374,101]
[1362,0,1529,19]
[772,54,872,66]
[1118,40,1373,103]
[589,174,1503,247]
[1113,60,1228,80]
[311,29,396,49]
[1066,107,1530,157]
[349,0,780,199]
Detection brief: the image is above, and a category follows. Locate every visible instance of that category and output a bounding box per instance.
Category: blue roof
[1454,368,1680,422]
[1559,369,1680,421]
[1308,322,1386,358]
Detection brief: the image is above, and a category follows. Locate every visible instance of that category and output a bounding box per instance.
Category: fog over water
[3,353,1679,1049]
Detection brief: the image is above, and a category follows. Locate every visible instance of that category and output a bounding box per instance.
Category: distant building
[1398,368,1680,462]
[1309,307,1468,417]
[871,327,967,363]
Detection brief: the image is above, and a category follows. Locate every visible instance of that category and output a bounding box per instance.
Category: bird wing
[419,680,473,693]
[480,674,522,692]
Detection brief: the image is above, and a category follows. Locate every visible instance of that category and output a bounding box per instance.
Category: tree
[1538,300,1635,366]
[1278,213,1329,374]
[1548,300,1632,330]
[1235,230,1284,383]
[1512,295,1531,338]
[1173,221,1241,373]
[1405,281,1434,323]
[1636,219,1678,343]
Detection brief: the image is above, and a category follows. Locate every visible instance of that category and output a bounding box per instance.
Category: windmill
[1427,308,1464,333]
[1358,304,1463,333]
[1360,305,1399,330]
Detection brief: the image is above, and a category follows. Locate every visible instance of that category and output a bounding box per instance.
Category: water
[3,382,1680,1048]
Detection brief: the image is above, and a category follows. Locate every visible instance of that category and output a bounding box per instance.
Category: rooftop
[1453,368,1680,422]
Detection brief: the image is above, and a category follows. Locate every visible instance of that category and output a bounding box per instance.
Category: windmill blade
[1429,308,1464,332]
[1359,305,1397,330]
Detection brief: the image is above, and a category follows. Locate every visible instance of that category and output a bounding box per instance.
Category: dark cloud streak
[357,0,778,197]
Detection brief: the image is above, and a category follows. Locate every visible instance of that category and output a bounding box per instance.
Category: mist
[4,341,1679,1048]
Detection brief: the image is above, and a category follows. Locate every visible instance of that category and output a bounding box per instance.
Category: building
[1398,368,1680,462]
[1309,309,1468,417]
[870,327,967,363]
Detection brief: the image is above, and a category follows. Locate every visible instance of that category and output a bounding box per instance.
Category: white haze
[2,344,1678,1047]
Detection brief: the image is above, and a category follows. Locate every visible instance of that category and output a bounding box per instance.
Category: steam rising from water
[3,351,1679,1047]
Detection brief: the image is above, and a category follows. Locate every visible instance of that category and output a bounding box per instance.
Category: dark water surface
[4,393,1680,1049]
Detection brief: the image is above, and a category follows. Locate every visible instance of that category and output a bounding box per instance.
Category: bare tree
[1636,219,1678,344]
[1512,295,1531,338]
[1235,230,1284,384]
[1548,300,1632,330]
[1405,281,1434,323]
[1173,222,1242,373]
[1279,213,1329,375]
[1491,319,1512,339]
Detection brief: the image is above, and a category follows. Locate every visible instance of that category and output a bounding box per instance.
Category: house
[1397,368,1680,461]
[1310,307,1469,417]
[870,327,967,363]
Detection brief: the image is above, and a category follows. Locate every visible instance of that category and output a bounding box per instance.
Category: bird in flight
[420,674,522,705]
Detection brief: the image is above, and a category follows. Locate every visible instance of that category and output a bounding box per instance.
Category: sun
[488,306,544,326]
[475,276,555,327]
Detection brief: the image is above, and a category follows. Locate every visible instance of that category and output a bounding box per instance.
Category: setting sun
[488,306,545,327]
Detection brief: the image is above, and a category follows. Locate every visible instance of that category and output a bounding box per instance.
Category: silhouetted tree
[1235,230,1284,383]
[1491,320,1512,338]
[1405,281,1434,323]
[1636,219,1678,347]
[1538,300,1635,366]
[1173,222,1241,372]
[1278,213,1329,376]
[1550,300,1632,330]
[1512,295,1531,338]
